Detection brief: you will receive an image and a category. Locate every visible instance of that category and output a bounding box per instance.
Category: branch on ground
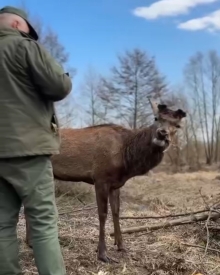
[181,242,220,254]
[110,210,220,236]
[119,208,219,220]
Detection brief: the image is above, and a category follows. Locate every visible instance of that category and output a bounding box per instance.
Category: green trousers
[0,156,66,275]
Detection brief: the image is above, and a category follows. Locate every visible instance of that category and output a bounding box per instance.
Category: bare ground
[18,171,220,275]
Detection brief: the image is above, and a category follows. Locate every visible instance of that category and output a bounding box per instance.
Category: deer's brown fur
[25,104,186,263]
[53,124,165,185]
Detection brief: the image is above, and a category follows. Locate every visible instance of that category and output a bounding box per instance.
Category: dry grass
[18,171,220,275]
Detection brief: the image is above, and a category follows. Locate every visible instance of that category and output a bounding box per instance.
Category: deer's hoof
[98,254,110,263]
[117,247,126,253]
[114,242,126,252]
[98,254,118,264]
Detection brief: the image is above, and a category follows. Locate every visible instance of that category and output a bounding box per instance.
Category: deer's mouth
[153,137,170,148]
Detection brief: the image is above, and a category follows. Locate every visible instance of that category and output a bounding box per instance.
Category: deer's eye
[176,125,181,128]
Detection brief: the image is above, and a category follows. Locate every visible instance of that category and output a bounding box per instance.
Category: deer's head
[148,98,186,150]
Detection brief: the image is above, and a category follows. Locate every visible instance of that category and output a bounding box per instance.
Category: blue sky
[0,0,220,92]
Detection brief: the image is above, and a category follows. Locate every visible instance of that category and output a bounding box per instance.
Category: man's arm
[16,39,72,101]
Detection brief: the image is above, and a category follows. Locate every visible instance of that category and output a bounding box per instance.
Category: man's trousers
[0,155,66,275]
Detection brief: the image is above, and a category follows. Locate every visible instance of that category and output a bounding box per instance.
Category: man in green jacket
[0,6,72,275]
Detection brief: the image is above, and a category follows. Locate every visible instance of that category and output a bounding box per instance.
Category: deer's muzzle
[153,128,170,148]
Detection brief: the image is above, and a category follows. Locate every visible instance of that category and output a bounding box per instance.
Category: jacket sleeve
[16,39,72,102]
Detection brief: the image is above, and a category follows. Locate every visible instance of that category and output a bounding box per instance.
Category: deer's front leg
[109,188,125,252]
[95,182,111,263]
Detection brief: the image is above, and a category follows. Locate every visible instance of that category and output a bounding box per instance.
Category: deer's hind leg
[109,188,125,252]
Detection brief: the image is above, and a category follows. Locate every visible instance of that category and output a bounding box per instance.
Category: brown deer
[24,99,186,263]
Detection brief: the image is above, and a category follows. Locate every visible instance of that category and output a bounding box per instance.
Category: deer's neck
[123,125,165,177]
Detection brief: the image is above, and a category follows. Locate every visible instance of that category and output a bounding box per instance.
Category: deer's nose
[156,128,168,137]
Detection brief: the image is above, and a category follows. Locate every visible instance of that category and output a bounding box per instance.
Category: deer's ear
[175,109,186,119]
[157,104,167,112]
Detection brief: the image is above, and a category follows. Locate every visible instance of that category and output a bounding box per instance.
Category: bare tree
[101,48,168,128]
[32,21,77,127]
[79,66,108,126]
[18,1,77,127]
[184,50,220,165]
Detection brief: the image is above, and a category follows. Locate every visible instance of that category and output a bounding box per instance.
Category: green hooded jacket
[0,27,72,157]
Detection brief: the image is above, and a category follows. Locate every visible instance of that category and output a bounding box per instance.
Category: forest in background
[22,3,220,173]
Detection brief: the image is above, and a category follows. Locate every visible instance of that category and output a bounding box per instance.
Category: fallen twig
[110,211,220,235]
[199,188,212,255]
[204,210,212,255]
[199,188,210,210]
[119,208,220,220]
[181,242,220,254]
[59,206,97,215]
[208,226,220,231]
